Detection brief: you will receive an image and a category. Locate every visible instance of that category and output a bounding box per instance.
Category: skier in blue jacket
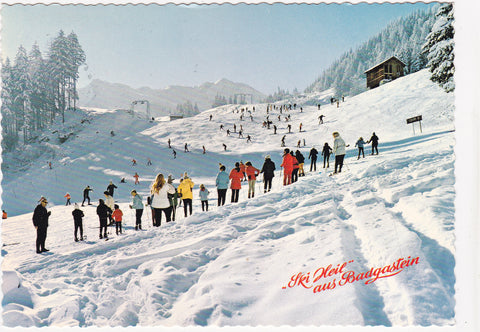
[215,165,230,206]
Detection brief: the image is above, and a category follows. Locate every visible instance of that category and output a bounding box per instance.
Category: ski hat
[131,190,137,194]
[114,204,119,209]
[265,155,271,159]
[74,203,79,209]
[104,191,110,196]
[333,132,339,137]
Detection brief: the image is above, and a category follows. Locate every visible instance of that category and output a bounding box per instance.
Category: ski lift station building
[365,56,406,89]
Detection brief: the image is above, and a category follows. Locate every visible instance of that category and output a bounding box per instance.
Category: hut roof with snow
[364,56,406,89]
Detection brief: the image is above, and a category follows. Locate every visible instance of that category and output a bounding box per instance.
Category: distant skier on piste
[82,186,93,206]
[107,181,117,197]
[367,132,379,155]
[322,143,333,168]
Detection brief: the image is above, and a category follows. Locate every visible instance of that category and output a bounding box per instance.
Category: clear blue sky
[1,2,436,94]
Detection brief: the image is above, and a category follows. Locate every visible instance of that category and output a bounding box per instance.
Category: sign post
[406,115,423,135]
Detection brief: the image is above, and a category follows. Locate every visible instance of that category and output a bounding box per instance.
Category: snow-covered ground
[1,69,456,327]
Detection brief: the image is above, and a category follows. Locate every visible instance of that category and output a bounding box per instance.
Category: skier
[216,165,229,206]
[299,123,303,132]
[134,172,139,185]
[209,114,213,121]
[33,197,51,253]
[167,175,179,221]
[178,173,195,217]
[318,115,324,124]
[150,173,176,226]
[223,143,227,151]
[322,143,333,168]
[245,161,260,198]
[48,162,52,169]
[260,155,276,193]
[129,189,144,230]
[288,124,292,133]
[332,132,346,174]
[184,143,189,152]
[147,158,152,166]
[107,181,117,197]
[203,146,206,154]
[173,150,177,159]
[281,148,295,186]
[110,130,115,136]
[64,192,71,205]
[2,210,7,219]
[112,204,123,235]
[274,125,277,134]
[355,137,366,159]
[247,135,252,143]
[295,150,305,177]
[291,151,300,183]
[104,191,115,225]
[96,199,111,239]
[281,135,286,147]
[227,129,231,136]
[120,177,126,183]
[234,124,237,132]
[367,132,379,155]
[309,147,318,171]
[199,184,210,211]
[229,162,243,203]
[168,138,171,148]
[132,159,137,166]
[82,186,93,206]
[297,140,301,148]
[72,203,84,242]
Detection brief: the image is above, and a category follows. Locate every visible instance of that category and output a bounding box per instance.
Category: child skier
[112,204,123,235]
[199,184,210,211]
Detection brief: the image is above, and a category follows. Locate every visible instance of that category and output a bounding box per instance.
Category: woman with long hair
[150,173,176,226]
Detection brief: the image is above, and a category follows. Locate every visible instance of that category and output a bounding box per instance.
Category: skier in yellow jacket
[178,172,195,217]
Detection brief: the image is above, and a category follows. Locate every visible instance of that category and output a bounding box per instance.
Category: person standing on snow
[107,181,118,197]
[309,147,318,171]
[281,148,295,185]
[290,151,300,183]
[130,189,144,230]
[167,175,179,221]
[367,132,379,155]
[199,184,210,211]
[295,150,305,177]
[96,199,111,239]
[184,143,189,152]
[82,186,93,206]
[332,132,347,174]
[112,204,123,235]
[64,192,71,205]
[216,165,230,206]
[260,155,276,193]
[33,197,51,253]
[178,173,195,217]
[229,162,244,203]
[104,191,115,225]
[134,172,140,185]
[245,161,260,198]
[322,143,333,168]
[355,137,366,159]
[281,135,286,147]
[151,173,176,226]
[72,203,84,242]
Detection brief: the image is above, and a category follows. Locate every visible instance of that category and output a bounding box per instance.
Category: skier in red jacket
[229,162,244,203]
[281,148,295,185]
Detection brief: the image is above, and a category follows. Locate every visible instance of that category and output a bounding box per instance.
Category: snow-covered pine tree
[422,3,454,92]
[1,58,19,151]
[12,45,30,140]
[66,31,86,111]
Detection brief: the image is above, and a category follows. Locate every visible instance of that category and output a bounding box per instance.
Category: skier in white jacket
[332,132,347,174]
[150,173,176,226]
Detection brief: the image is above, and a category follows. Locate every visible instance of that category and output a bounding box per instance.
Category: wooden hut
[364,56,406,89]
